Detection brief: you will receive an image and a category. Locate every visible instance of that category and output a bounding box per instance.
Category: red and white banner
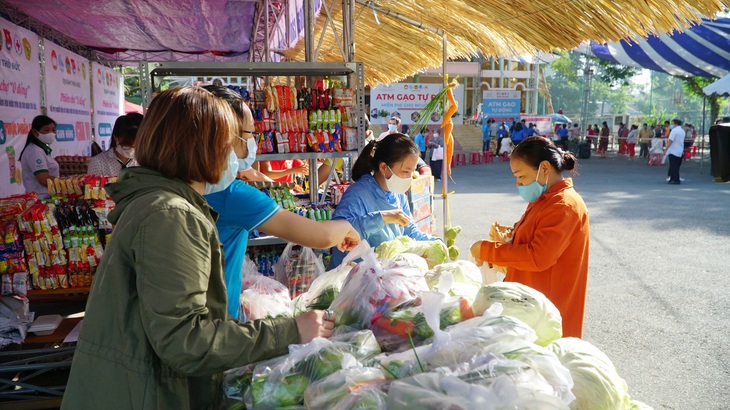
[0,17,42,197]
[43,41,92,156]
[92,63,123,151]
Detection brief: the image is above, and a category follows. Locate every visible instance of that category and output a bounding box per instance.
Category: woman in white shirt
[19,115,59,198]
[87,113,143,176]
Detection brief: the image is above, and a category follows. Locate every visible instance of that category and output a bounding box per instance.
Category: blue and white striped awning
[589,17,730,78]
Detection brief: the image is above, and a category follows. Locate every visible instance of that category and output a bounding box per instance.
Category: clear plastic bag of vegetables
[386,372,497,410]
[434,352,571,407]
[329,247,428,329]
[244,330,382,409]
[303,367,388,410]
[376,301,539,379]
[424,260,483,302]
[371,295,475,352]
[301,240,370,311]
[239,258,292,322]
[274,243,325,299]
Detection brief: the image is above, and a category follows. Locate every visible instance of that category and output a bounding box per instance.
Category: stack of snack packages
[16,201,70,289]
[0,193,37,296]
[246,81,357,155]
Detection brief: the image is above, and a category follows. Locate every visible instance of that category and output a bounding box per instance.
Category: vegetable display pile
[224,242,652,410]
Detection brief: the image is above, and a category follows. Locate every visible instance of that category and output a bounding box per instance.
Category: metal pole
[304,0,314,62]
[442,33,449,237]
[701,96,706,174]
[264,0,270,62]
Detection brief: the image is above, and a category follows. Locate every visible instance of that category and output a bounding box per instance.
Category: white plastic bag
[329,247,428,329]
[274,243,325,298]
[239,258,292,323]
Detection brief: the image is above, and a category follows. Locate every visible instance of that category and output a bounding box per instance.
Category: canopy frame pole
[701,96,706,174]
[355,1,443,35]
[442,33,450,235]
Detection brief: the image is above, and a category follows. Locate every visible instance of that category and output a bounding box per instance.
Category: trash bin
[709,124,730,183]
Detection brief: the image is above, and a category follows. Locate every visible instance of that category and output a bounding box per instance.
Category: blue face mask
[204,149,238,195]
[388,124,398,132]
[518,168,548,203]
[669,124,675,130]
[238,137,258,171]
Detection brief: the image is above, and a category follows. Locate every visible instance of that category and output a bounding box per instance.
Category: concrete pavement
[431,151,730,410]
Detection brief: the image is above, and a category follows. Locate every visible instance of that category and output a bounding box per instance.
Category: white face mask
[115,145,135,160]
[204,149,238,195]
[238,137,258,171]
[37,132,55,145]
[385,165,412,194]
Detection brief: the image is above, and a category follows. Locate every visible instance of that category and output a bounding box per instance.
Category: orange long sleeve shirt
[480,178,590,338]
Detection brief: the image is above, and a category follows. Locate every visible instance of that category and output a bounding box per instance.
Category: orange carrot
[373,317,414,339]
[459,297,475,320]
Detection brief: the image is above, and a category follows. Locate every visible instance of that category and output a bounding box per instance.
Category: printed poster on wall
[482,90,521,128]
[43,41,92,156]
[92,63,123,151]
[0,18,42,198]
[369,83,465,126]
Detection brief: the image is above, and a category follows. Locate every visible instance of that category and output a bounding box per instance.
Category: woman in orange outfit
[470,136,590,338]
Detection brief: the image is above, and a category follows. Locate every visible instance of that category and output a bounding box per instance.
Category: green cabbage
[472,282,563,346]
[548,337,631,410]
[424,261,482,303]
[376,236,448,269]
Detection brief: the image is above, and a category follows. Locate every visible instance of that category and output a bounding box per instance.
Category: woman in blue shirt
[329,133,436,268]
[511,122,526,145]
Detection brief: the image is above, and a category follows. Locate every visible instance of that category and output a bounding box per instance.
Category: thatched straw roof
[283,0,726,86]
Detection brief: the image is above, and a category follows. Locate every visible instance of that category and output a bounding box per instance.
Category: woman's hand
[295,310,335,343]
[381,209,410,227]
[337,227,361,251]
[470,240,485,267]
[294,161,310,175]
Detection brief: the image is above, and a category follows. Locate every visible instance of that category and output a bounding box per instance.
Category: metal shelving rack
[145,61,366,247]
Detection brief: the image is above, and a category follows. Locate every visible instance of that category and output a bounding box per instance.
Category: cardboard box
[416,216,432,235]
[410,195,432,222]
[409,175,432,203]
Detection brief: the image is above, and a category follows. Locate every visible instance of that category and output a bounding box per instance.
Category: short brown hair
[135,87,234,184]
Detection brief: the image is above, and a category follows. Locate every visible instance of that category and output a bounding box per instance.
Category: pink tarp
[124,100,143,114]
[5,0,256,57]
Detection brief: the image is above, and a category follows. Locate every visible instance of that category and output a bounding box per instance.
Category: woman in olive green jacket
[62,87,334,409]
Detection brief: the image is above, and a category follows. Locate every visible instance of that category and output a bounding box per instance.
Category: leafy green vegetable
[376,236,449,269]
[306,287,337,310]
[423,260,482,303]
[472,282,563,346]
[549,337,631,410]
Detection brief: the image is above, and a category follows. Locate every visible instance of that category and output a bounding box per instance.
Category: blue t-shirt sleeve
[205,181,280,231]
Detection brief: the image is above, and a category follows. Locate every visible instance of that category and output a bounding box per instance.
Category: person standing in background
[428,130,444,180]
[490,117,499,152]
[379,116,401,140]
[570,123,581,141]
[665,118,686,184]
[414,127,427,160]
[638,123,653,159]
[19,115,59,198]
[626,124,639,160]
[496,123,508,155]
[87,113,143,176]
[599,121,610,158]
[511,122,526,145]
[617,123,629,155]
[482,119,492,153]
